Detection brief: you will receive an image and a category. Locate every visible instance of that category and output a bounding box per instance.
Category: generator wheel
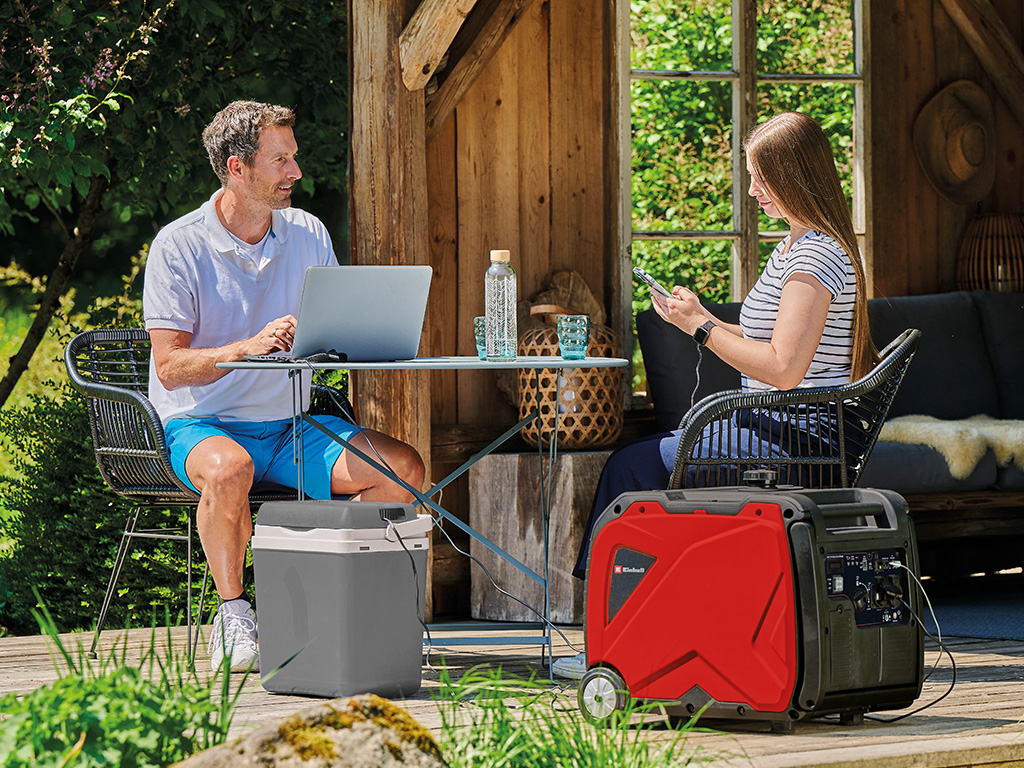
[578,666,628,724]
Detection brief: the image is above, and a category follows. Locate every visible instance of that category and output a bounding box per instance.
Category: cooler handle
[384,513,434,542]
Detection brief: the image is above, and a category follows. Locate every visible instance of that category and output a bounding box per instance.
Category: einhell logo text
[614,565,646,575]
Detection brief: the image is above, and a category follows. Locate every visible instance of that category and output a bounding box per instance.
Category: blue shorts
[164,415,361,500]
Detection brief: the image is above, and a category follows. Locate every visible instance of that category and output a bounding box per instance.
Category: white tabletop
[218,355,629,371]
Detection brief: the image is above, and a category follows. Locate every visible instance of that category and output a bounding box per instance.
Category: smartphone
[632,266,673,298]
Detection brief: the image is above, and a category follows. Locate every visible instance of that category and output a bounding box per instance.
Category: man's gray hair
[202,101,296,185]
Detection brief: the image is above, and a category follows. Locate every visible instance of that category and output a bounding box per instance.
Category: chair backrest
[65,328,198,502]
[669,329,922,490]
[834,328,922,486]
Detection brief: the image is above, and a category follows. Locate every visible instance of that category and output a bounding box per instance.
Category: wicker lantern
[956,213,1024,292]
[517,322,623,449]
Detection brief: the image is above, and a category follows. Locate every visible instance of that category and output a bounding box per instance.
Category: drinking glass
[556,315,589,360]
[473,316,487,360]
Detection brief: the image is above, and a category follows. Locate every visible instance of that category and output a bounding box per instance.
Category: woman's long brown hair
[744,112,878,380]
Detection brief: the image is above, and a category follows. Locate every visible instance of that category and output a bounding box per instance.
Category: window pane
[630,239,732,392]
[631,0,732,72]
[755,83,856,230]
[632,79,733,232]
[757,0,855,75]
[631,239,732,308]
[758,238,782,272]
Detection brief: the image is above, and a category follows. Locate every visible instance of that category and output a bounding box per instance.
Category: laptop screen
[287,264,431,362]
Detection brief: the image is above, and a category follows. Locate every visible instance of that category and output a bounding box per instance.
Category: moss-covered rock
[171,695,446,767]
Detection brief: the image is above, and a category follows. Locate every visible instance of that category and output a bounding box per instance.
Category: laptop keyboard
[243,351,346,364]
[243,354,293,363]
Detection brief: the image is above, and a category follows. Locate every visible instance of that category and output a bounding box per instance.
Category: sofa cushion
[636,304,741,432]
[860,441,998,493]
[868,292,1000,420]
[995,465,1024,492]
[971,291,1024,420]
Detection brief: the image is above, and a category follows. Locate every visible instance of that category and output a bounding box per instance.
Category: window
[625,0,868,391]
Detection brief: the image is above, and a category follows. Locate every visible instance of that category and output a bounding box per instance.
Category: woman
[552,111,877,680]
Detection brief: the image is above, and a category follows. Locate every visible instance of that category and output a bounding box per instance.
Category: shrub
[0,388,190,635]
[0,607,244,767]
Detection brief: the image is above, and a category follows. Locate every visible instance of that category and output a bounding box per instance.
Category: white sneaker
[552,651,587,681]
[209,600,259,673]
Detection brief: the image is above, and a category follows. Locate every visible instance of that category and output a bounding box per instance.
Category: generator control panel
[825,549,909,627]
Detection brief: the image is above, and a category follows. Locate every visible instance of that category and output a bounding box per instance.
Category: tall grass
[435,666,723,768]
[0,601,248,767]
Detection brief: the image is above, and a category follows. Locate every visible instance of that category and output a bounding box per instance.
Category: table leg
[537,367,564,679]
[290,370,306,499]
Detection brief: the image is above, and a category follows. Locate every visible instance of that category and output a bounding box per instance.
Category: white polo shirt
[143,189,337,424]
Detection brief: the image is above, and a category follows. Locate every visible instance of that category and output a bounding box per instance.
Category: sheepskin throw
[878,415,1024,479]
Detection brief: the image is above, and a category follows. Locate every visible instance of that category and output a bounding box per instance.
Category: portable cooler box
[579,485,924,731]
[251,500,430,698]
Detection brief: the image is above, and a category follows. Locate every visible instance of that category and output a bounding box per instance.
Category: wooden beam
[937,0,1024,126]
[400,0,479,91]
[425,0,541,142]
[349,0,433,543]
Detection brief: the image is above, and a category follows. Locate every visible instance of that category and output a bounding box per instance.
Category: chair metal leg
[193,561,211,663]
[185,513,193,660]
[90,506,142,658]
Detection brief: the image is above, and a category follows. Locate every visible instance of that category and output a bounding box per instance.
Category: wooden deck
[3,624,1024,767]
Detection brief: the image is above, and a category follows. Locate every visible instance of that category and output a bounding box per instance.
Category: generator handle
[820,502,887,519]
[815,493,905,533]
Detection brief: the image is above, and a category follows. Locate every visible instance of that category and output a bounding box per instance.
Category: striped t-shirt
[739,230,856,392]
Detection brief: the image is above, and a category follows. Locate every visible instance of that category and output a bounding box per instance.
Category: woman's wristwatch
[693,320,715,347]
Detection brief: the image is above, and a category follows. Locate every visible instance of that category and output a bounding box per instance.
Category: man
[143,101,425,672]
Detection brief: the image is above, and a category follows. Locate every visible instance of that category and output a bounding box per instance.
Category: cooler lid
[255,500,416,530]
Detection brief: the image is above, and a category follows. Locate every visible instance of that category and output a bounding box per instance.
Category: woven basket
[956,213,1024,292]
[517,321,623,449]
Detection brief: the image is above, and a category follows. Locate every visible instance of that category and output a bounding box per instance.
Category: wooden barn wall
[424,0,608,614]
[870,0,1024,297]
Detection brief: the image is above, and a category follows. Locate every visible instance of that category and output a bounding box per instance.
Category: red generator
[578,485,924,732]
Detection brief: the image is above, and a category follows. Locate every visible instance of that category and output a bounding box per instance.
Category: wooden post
[349,0,434,615]
[732,0,759,301]
[468,451,612,624]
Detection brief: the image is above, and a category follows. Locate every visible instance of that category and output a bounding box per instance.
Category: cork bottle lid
[489,249,511,261]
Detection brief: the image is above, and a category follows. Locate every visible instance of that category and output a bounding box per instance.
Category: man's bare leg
[184,435,255,600]
[330,429,425,501]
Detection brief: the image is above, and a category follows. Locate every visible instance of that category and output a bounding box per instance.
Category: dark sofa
[637,290,1024,576]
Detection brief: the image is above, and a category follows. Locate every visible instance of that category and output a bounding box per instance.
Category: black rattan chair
[64,328,356,658]
[668,329,921,490]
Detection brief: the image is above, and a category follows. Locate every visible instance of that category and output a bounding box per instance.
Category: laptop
[246,264,432,363]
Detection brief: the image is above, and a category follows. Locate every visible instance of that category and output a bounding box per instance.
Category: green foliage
[0,253,174,636]
[630,1,734,240]
[756,0,854,75]
[0,263,78,408]
[0,0,349,269]
[0,388,191,636]
[435,666,719,767]
[0,606,246,766]
[0,262,84,548]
